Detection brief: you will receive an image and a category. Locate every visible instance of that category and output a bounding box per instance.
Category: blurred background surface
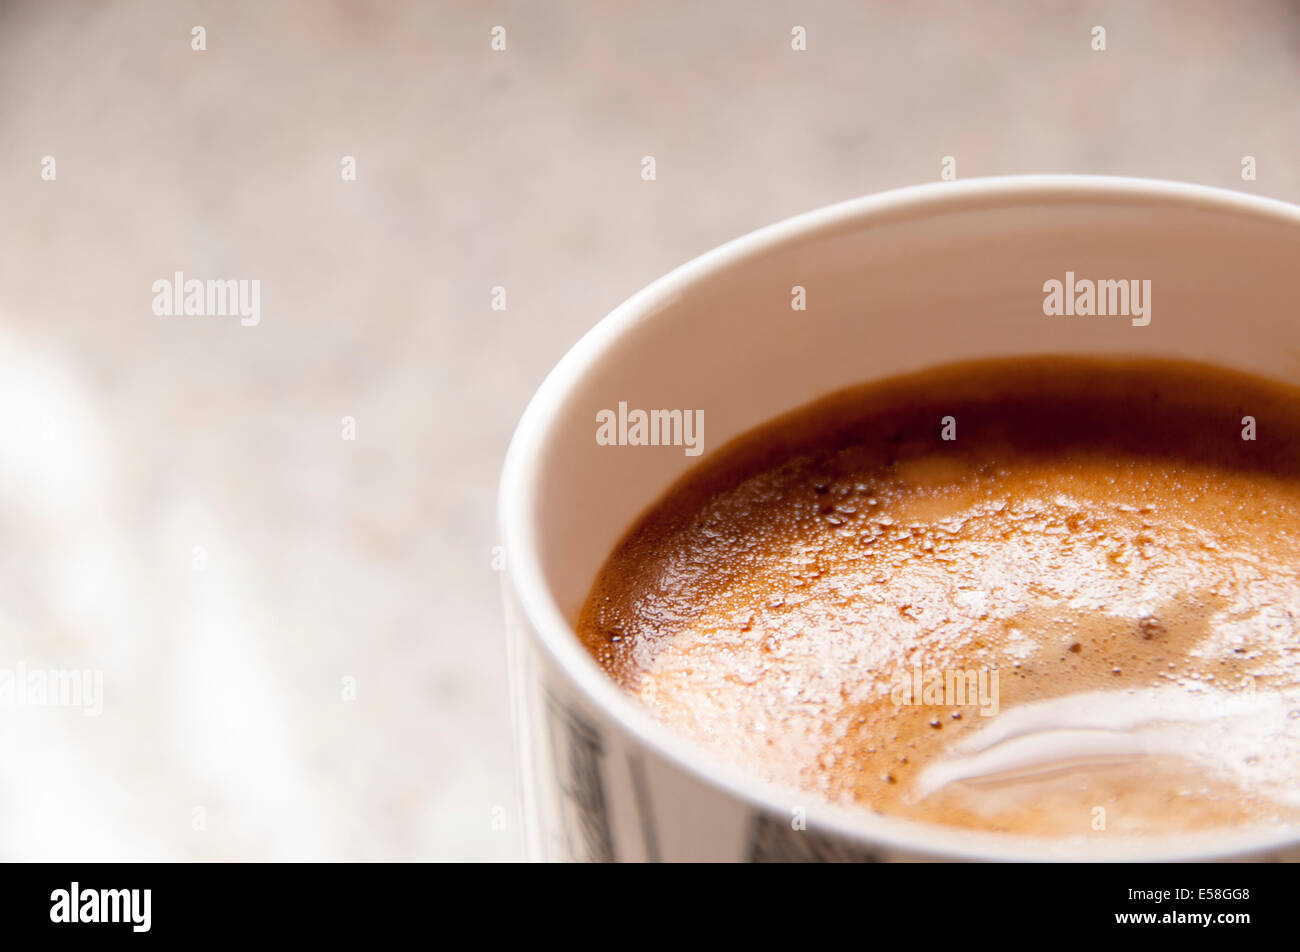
[0,0,1296,860]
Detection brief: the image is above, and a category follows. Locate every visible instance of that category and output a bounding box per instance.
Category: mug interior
[501,176,1300,860]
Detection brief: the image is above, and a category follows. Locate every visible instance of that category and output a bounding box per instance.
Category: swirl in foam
[917,685,1300,808]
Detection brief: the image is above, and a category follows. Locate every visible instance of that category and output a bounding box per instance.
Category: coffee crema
[576,358,1300,837]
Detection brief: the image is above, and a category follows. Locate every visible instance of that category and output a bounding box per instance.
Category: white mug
[499,175,1300,861]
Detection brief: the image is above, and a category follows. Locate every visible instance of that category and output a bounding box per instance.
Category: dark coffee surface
[578,358,1300,836]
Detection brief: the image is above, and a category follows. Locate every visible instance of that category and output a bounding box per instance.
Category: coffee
[577,358,1300,837]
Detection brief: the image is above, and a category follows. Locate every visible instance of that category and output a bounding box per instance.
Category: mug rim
[498,174,1300,861]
